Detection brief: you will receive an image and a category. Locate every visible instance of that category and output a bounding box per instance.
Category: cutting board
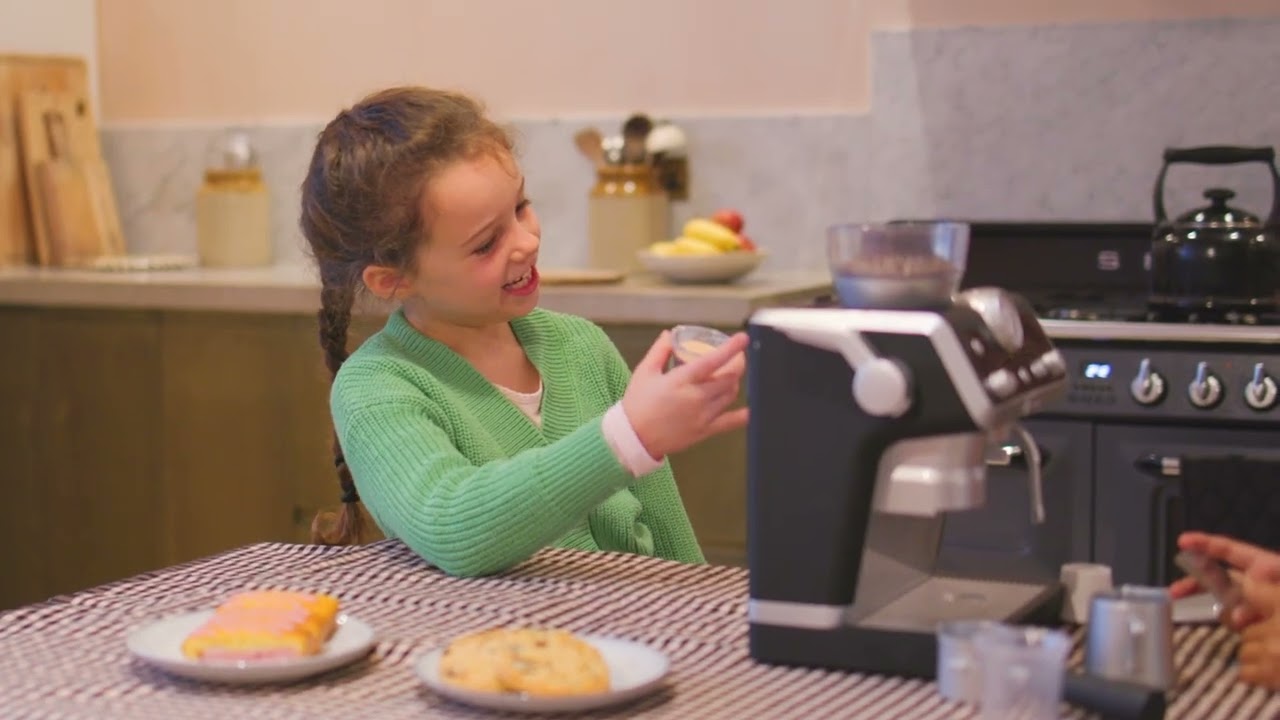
[36,110,103,266]
[17,87,121,266]
[0,55,102,266]
[0,119,24,265]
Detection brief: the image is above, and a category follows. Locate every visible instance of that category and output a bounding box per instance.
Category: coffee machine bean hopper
[745,222,1069,678]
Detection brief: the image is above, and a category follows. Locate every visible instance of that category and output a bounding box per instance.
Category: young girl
[300,87,749,577]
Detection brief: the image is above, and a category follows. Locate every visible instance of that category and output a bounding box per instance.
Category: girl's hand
[1171,531,1280,631]
[622,330,750,459]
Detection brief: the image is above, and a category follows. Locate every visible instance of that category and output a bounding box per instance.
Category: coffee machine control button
[1029,358,1048,379]
[984,368,1018,398]
[1130,358,1166,406]
[1184,361,1224,409]
[1245,363,1279,411]
[853,358,912,417]
[1040,350,1065,375]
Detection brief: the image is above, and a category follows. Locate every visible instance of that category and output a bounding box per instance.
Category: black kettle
[1149,146,1280,316]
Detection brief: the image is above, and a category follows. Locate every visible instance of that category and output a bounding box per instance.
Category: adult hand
[622,331,750,459]
[1238,576,1280,689]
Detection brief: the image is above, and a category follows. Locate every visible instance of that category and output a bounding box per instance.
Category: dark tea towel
[1179,455,1280,552]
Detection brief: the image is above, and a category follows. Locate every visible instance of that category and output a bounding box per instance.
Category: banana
[682,218,742,251]
[648,240,680,257]
[671,237,722,256]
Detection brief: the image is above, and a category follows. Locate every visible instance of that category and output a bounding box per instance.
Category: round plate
[126,610,376,684]
[415,634,670,713]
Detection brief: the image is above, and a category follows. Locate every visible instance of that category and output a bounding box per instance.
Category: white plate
[415,634,670,713]
[126,609,376,684]
[637,249,765,284]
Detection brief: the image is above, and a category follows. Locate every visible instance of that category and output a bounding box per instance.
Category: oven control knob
[1130,358,1166,406]
[1187,361,1224,409]
[1245,363,1279,411]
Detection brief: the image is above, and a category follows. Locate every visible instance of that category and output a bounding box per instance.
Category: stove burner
[1037,306,1149,322]
[1029,291,1280,326]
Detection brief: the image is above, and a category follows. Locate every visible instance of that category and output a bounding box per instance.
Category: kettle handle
[1153,145,1280,225]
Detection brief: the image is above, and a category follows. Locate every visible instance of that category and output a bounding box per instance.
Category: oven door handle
[1136,453,1182,478]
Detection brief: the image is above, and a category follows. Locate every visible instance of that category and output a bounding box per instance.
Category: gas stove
[928,221,1280,590]
[1028,293,1280,426]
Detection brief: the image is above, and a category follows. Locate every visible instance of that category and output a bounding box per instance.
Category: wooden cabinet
[0,308,748,610]
[0,308,165,609]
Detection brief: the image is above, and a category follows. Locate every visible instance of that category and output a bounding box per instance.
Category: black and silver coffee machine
[745,221,1069,678]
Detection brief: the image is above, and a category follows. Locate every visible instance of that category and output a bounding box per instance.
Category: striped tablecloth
[0,540,1276,719]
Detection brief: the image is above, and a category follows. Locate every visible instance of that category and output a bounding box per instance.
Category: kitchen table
[0,540,1274,719]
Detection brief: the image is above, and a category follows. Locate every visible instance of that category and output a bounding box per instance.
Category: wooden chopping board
[0,112,24,265]
[17,88,122,266]
[34,109,103,266]
[0,55,102,266]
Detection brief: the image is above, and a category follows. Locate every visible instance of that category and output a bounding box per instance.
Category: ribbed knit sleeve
[333,365,633,577]
[590,325,707,565]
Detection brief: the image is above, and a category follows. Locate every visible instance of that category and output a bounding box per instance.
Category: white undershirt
[496,382,544,428]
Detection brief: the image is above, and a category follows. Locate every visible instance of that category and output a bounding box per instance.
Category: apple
[710,209,744,234]
[738,235,757,252]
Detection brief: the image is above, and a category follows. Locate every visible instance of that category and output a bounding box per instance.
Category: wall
[0,0,98,104]
[91,3,1280,271]
[97,0,1277,123]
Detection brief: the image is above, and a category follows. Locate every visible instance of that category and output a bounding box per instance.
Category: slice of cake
[181,590,341,662]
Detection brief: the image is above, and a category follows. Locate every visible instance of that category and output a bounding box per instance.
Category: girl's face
[398,152,542,329]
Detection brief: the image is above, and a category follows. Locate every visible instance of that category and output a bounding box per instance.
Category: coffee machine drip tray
[854,576,1055,633]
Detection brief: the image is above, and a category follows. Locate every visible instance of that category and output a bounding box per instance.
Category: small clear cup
[936,619,1008,704]
[974,624,1070,720]
[668,325,730,370]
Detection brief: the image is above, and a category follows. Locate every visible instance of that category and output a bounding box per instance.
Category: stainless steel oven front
[938,320,1280,587]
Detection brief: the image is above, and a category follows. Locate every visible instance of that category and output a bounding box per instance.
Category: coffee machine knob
[1245,363,1278,411]
[853,358,912,417]
[1187,361,1224,409]
[958,287,1025,353]
[1129,358,1166,406]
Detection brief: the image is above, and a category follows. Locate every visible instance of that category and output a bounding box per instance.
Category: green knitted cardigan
[331,306,705,576]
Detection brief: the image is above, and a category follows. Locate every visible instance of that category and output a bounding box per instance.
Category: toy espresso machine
[745,221,1068,678]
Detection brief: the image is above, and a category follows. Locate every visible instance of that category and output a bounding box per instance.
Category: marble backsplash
[101,16,1280,273]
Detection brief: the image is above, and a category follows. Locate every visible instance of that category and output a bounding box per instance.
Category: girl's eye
[473,237,497,255]
[516,198,531,214]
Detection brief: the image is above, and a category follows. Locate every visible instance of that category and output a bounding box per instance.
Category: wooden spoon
[573,128,605,168]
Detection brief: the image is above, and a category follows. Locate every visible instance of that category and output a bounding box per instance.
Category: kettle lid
[1174,187,1260,227]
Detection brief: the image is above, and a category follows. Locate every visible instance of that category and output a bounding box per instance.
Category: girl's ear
[361,265,414,300]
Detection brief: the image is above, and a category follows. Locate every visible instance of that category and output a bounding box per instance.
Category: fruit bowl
[637,248,766,284]
[639,211,763,284]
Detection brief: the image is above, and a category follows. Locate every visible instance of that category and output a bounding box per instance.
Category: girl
[300,87,749,577]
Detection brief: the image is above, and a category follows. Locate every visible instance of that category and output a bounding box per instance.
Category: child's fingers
[635,331,674,375]
[703,406,750,436]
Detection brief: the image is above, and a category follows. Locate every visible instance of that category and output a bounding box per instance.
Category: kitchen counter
[0,265,832,326]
